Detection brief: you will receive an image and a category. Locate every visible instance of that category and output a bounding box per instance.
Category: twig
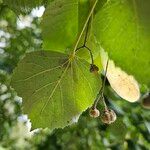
[72,0,98,56]
[92,59,109,109]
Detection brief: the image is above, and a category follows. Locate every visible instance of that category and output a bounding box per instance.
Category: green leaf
[11,51,101,129]
[93,0,150,88]
[41,0,106,67]
[4,0,44,13]
[41,0,79,52]
[41,0,105,53]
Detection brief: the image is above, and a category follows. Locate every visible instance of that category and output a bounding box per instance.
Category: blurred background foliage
[0,3,150,150]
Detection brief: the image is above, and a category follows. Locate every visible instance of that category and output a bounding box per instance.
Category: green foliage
[93,0,150,88]
[11,51,101,129]
[0,70,22,146]
[3,0,44,13]
[0,6,41,72]
[35,100,150,150]
[10,0,104,129]
[41,0,104,63]
[0,0,150,149]
[42,0,78,52]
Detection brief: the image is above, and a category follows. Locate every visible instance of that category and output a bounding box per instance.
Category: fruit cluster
[89,107,117,124]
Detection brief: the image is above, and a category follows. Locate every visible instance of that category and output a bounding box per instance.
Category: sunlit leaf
[41,0,79,52]
[93,0,150,88]
[11,51,101,129]
[41,0,106,59]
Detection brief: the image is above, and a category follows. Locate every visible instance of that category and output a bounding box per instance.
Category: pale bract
[101,49,140,102]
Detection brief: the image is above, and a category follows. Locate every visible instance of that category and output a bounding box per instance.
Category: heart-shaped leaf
[11,51,101,129]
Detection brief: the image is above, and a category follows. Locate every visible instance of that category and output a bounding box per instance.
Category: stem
[83,20,90,46]
[101,59,109,97]
[102,96,107,109]
[72,0,98,55]
[75,20,90,52]
[75,45,84,51]
[75,20,94,65]
[92,59,109,109]
[85,46,94,64]
[92,89,102,109]
[75,45,94,65]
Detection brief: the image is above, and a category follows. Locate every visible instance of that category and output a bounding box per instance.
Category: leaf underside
[11,51,101,129]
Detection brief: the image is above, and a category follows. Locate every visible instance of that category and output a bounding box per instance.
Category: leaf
[93,0,150,88]
[41,0,106,55]
[11,51,101,129]
[41,0,105,71]
[41,0,79,52]
[4,0,44,13]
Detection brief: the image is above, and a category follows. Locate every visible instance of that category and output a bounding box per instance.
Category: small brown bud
[101,109,117,124]
[89,108,100,118]
[90,64,99,73]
